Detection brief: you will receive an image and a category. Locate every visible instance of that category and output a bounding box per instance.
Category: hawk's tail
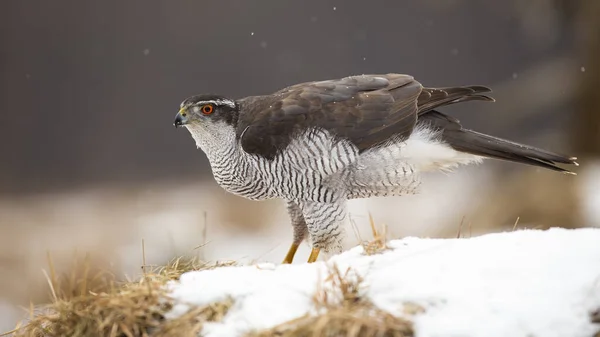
[420,111,579,174]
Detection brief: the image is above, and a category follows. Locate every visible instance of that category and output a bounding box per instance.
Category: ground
[12,227,600,337]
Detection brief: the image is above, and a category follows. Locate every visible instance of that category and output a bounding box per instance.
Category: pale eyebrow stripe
[196,99,236,108]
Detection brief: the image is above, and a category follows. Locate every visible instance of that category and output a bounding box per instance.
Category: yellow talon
[307,248,320,263]
[282,243,299,264]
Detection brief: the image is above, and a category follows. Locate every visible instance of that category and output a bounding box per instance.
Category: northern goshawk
[174,74,577,263]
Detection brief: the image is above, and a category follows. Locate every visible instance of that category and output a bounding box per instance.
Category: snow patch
[166,228,600,337]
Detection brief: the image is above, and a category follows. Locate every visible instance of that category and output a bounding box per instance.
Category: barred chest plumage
[209,147,322,202]
[208,149,276,201]
[205,135,345,202]
[209,130,363,203]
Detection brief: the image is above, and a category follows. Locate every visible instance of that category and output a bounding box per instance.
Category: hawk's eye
[201,104,214,115]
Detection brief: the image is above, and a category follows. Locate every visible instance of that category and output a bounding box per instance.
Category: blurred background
[1,0,599,330]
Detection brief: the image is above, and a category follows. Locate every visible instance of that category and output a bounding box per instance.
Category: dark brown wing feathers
[238,74,421,159]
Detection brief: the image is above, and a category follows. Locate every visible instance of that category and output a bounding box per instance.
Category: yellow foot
[307,248,320,263]
[282,243,299,264]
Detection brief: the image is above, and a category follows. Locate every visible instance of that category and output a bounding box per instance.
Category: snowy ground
[166,228,600,337]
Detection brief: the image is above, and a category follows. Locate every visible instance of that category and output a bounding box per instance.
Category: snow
[166,228,600,337]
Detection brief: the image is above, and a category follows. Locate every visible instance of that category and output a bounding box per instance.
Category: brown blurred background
[1,0,599,331]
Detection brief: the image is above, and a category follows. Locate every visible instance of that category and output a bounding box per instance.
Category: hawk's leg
[299,199,347,263]
[282,200,309,264]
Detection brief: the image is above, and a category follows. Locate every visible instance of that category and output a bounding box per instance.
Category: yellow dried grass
[249,264,415,337]
[9,254,234,337]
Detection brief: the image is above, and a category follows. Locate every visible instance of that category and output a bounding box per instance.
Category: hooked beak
[174,109,188,128]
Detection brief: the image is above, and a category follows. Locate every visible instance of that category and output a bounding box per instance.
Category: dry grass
[7,256,417,337]
[591,307,600,324]
[9,256,235,337]
[249,264,415,337]
[592,309,600,337]
[360,213,390,256]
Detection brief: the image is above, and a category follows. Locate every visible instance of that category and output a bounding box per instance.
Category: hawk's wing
[236,74,494,160]
[236,74,421,159]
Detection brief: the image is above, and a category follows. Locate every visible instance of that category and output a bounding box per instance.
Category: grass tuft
[249,264,415,337]
[11,256,235,337]
[360,213,390,256]
[591,307,600,324]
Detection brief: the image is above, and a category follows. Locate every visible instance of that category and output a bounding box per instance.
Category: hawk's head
[174,94,239,129]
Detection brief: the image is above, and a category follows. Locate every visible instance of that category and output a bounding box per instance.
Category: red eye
[201,104,214,114]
